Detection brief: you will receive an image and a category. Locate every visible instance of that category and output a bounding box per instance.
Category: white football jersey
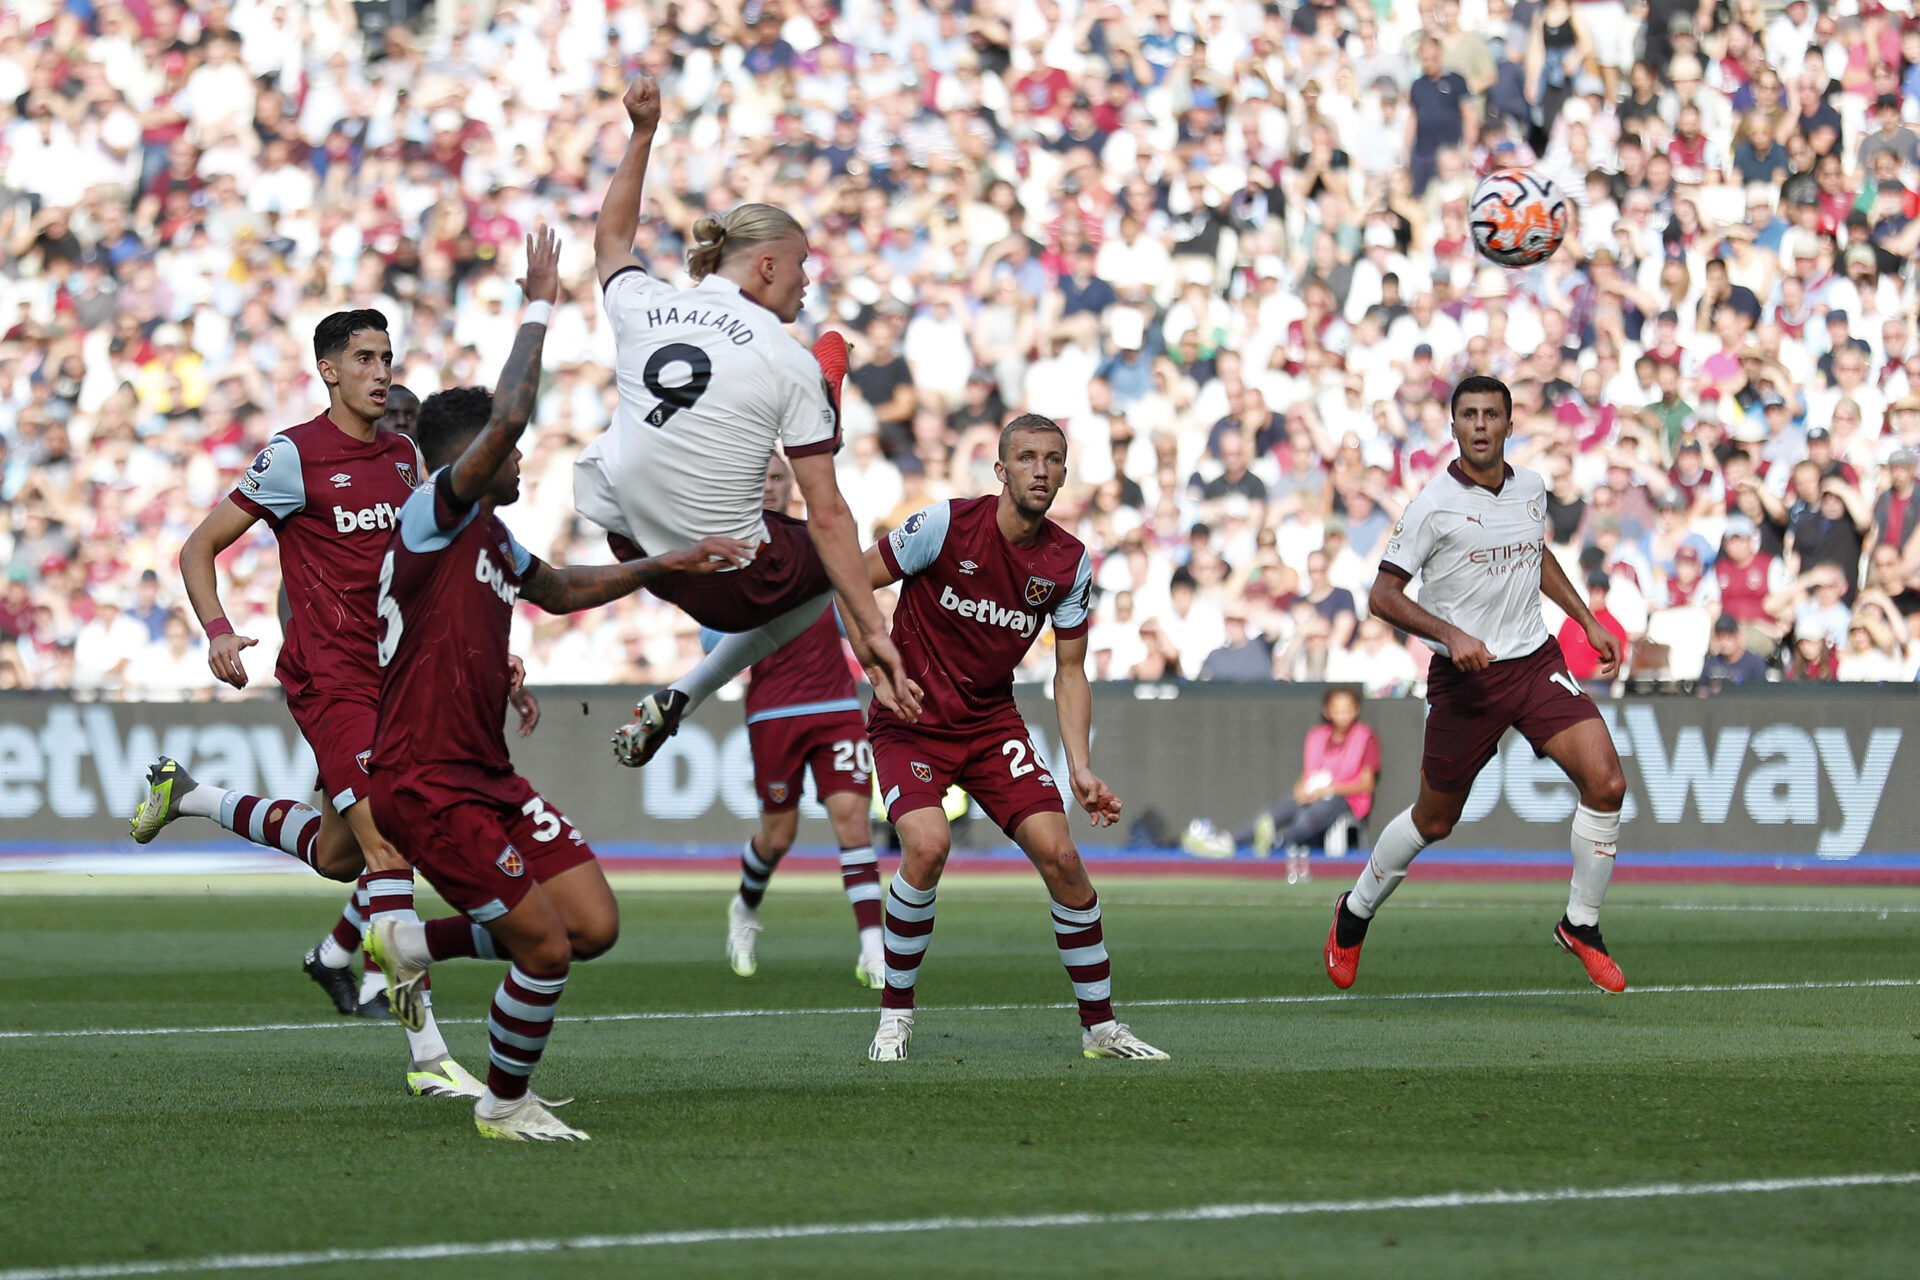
[574,269,839,554]
[1380,462,1552,663]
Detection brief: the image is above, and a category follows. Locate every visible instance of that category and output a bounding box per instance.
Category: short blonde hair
[686,204,806,280]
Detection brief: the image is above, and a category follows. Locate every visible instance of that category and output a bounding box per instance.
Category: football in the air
[1469,168,1571,268]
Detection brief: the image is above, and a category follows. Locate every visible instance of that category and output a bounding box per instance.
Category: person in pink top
[1230,687,1381,860]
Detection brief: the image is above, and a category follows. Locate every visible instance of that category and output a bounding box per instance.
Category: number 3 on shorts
[1547,670,1584,698]
[521,796,563,842]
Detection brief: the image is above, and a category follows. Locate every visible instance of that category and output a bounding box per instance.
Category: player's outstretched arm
[596,74,661,288]
[180,498,263,688]
[791,453,921,721]
[444,229,560,513]
[1368,571,1493,672]
[519,538,756,614]
[1054,633,1122,828]
[1540,552,1620,677]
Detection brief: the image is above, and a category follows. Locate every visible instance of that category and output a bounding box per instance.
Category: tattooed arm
[443,227,559,511]
[518,538,757,614]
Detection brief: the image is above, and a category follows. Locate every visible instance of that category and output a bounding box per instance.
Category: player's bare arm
[1053,632,1121,828]
[443,231,559,509]
[1368,572,1494,672]
[1540,552,1620,677]
[508,654,541,737]
[791,451,921,721]
[520,538,756,613]
[595,75,660,287]
[180,498,264,688]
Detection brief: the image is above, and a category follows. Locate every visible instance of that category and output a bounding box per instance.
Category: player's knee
[1412,809,1457,843]
[1032,839,1083,884]
[569,916,620,962]
[1586,766,1627,812]
[760,833,793,861]
[311,841,361,882]
[902,832,951,880]
[520,928,574,973]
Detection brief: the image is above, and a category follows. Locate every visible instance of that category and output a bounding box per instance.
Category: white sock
[389,918,432,968]
[358,969,386,1003]
[178,784,228,819]
[859,925,882,959]
[476,1088,521,1120]
[1566,804,1620,928]
[316,935,353,969]
[670,593,832,712]
[1347,807,1427,919]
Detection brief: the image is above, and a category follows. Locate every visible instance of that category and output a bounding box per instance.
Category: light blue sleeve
[234,436,305,520]
[504,524,533,576]
[883,501,952,578]
[700,627,727,654]
[398,468,479,554]
[1051,550,1094,634]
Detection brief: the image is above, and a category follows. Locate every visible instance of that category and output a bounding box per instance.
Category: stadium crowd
[6,0,1920,699]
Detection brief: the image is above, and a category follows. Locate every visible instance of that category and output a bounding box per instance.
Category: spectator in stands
[1700,614,1770,691]
[1182,685,1380,861]
[1563,569,1630,694]
[1198,602,1272,682]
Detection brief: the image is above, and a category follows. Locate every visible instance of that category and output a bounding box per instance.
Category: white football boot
[867,1012,913,1061]
[1082,1021,1170,1060]
[474,1093,589,1141]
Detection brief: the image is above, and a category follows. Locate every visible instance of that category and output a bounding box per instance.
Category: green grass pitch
[2,874,1918,1278]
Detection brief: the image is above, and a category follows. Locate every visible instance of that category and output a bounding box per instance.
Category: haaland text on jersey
[638,304,756,345]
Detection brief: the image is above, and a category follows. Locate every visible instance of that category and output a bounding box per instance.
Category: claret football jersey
[228,412,425,700]
[874,496,1092,735]
[1378,461,1552,662]
[371,470,534,788]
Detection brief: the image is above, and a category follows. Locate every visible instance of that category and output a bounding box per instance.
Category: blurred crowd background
[6,0,1920,700]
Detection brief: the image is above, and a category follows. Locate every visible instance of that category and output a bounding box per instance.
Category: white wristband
[523,300,553,327]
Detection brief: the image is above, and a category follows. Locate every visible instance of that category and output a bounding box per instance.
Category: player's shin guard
[485,962,569,1102]
[1051,895,1115,1027]
[207,792,323,868]
[363,869,449,1062]
[1347,806,1427,919]
[1567,803,1620,928]
[671,593,833,712]
[839,844,883,931]
[738,837,776,910]
[881,876,936,1012]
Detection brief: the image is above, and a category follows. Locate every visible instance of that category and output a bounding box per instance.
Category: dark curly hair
[413,387,493,470]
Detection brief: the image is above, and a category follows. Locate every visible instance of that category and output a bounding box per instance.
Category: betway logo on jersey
[475,546,519,605]
[938,584,1037,636]
[333,503,399,533]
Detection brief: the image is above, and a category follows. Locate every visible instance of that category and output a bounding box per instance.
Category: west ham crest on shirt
[911,761,933,782]
[497,845,525,878]
[1024,576,1056,606]
[395,460,417,487]
[768,781,790,804]
[355,750,372,774]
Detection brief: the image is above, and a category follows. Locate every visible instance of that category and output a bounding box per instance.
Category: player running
[717,453,884,987]
[361,228,751,1141]
[130,312,481,1097]
[581,73,917,764]
[1326,375,1630,993]
[862,414,1167,1063]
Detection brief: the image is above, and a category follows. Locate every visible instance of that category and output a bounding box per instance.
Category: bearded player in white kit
[582,75,918,757]
[1326,376,1631,994]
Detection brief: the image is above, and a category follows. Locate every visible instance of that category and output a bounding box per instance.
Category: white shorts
[1578,0,1628,68]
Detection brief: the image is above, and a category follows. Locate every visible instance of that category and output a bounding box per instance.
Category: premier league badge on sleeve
[1024,576,1056,606]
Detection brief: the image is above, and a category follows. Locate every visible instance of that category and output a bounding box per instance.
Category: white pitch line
[1109,899,1920,913]
[4,977,1915,1043]
[5,1171,1916,1280]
